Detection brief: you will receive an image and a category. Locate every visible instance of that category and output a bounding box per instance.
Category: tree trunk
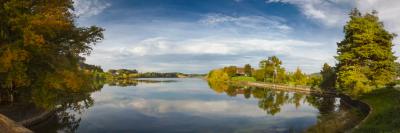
[9,82,14,102]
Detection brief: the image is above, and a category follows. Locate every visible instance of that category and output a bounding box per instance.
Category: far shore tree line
[208,9,400,97]
[103,69,205,79]
[207,56,330,89]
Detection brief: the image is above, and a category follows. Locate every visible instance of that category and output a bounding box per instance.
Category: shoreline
[0,108,58,133]
[229,80,371,132]
[0,114,33,133]
[351,88,400,132]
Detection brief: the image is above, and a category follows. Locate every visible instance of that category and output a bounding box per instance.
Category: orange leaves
[0,47,30,89]
[22,30,45,47]
[1,0,103,91]
[44,69,96,92]
[62,70,84,91]
[30,10,72,31]
[0,47,29,72]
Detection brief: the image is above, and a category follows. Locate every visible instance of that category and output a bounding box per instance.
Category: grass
[231,76,256,82]
[353,87,400,133]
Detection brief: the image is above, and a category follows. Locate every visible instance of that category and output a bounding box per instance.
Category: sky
[73,0,400,74]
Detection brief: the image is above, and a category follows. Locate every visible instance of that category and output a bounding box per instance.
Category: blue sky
[74,0,400,73]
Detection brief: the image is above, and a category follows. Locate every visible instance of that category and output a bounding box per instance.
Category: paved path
[232,81,337,95]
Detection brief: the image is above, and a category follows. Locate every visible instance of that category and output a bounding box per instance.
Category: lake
[28,78,364,133]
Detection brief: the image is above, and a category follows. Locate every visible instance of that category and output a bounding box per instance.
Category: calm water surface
[30,78,363,133]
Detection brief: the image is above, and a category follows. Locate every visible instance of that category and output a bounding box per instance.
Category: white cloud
[200,13,292,32]
[86,35,333,73]
[73,0,111,17]
[82,7,340,73]
[266,0,400,59]
[266,0,353,27]
[97,97,318,118]
[356,1,400,38]
[125,37,326,60]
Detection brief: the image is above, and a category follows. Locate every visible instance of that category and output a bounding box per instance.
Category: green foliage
[207,69,230,83]
[336,9,397,96]
[231,76,256,82]
[137,72,182,78]
[106,69,138,79]
[395,62,400,78]
[309,75,322,89]
[337,66,371,96]
[320,63,336,90]
[258,56,286,83]
[253,69,266,82]
[208,56,315,86]
[223,66,237,77]
[105,69,197,79]
[244,64,252,76]
[292,67,307,86]
[0,0,104,91]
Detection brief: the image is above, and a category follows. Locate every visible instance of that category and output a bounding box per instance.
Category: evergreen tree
[395,62,400,78]
[336,9,397,96]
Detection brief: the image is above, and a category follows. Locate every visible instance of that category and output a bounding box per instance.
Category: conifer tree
[336,9,397,96]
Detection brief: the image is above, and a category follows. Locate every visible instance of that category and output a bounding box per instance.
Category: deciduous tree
[0,0,104,92]
[244,64,252,76]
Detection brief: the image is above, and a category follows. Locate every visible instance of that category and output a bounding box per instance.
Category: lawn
[353,88,400,133]
[231,76,256,82]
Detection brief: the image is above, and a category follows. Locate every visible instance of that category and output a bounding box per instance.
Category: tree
[309,75,322,89]
[207,69,230,83]
[293,67,307,86]
[259,56,285,83]
[0,0,104,92]
[244,64,252,76]
[336,9,397,96]
[320,63,336,90]
[395,62,400,78]
[223,66,237,77]
[253,69,266,82]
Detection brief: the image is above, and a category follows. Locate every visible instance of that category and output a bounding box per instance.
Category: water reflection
[208,80,365,132]
[31,91,94,133]
[209,80,309,116]
[106,79,177,87]
[0,79,103,133]
[1,78,365,133]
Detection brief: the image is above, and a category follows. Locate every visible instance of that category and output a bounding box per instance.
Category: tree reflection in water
[207,80,365,132]
[0,79,365,132]
[0,79,103,132]
[30,79,176,132]
[31,90,95,133]
[28,79,104,132]
[106,79,177,87]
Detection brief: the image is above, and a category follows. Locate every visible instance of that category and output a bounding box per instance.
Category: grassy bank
[231,76,256,82]
[353,88,400,133]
